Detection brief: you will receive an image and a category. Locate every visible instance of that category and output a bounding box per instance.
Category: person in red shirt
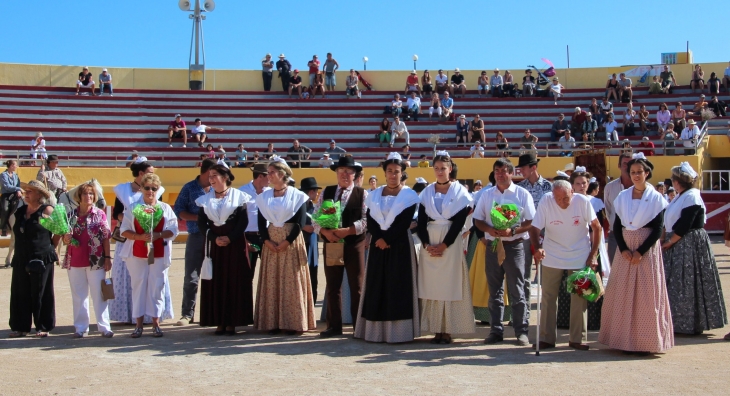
[404,70,422,97]
[167,114,188,147]
[307,55,320,87]
[638,136,655,156]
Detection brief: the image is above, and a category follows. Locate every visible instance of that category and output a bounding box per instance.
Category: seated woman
[523,70,536,97]
[672,102,687,132]
[495,131,509,157]
[605,73,619,102]
[503,70,515,97]
[477,71,489,98]
[637,104,651,136]
[312,71,326,99]
[691,64,705,94]
[421,70,433,97]
[428,93,442,120]
[656,103,671,135]
[707,72,721,95]
[378,118,391,148]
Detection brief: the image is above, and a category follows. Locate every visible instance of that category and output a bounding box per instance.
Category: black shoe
[285,330,298,336]
[319,328,342,338]
[268,329,281,335]
[484,334,503,344]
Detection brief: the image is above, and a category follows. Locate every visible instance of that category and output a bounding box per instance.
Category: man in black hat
[300,177,322,301]
[314,156,367,337]
[36,154,67,198]
[239,163,272,273]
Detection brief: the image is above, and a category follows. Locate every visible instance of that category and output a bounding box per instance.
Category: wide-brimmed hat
[278,53,285,58]
[330,156,362,172]
[563,163,575,171]
[517,153,540,168]
[687,119,697,125]
[46,154,59,162]
[20,180,52,200]
[250,163,269,174]
[299,177,321,192]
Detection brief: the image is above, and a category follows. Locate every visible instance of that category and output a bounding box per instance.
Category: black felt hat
[329,156,362,172]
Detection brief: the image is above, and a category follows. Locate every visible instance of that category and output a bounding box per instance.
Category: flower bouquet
[132,204,163,264]
[566,266,605,302]
[489,202,521,265]
[39,203,70,236]
[313,199,344,266]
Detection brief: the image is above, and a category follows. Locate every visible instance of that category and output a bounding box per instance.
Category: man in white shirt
[239,164,272,273]
[192,118,224,147]
[529,180,601,351]
[469,141,485,158]
[435,69,448,94]
[558,130,576,157]
[473,158,536,347]
[405,91,421,121]
[680,119,700,155]
[389,116,409,147]
[549,77,565,105]
[603,152,633,262]
[603,114,619,144]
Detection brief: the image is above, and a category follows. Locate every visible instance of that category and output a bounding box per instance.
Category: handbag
[200,230,213,280]
[101,272,115,301]
[25,259,46,274]
[111,224,127,243]
[325,242,345,266]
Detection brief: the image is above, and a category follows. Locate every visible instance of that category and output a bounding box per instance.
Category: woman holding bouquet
[254,157,315,335]
[662,163,727,335]
[196,165,254,335]
[417,151,475,344]
[119,173,179,338]
[354,153,421,343]
[599,153,673,354]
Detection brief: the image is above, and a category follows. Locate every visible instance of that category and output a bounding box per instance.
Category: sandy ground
[0,237,728,396]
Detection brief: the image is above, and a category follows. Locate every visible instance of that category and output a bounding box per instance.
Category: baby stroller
[527,62,556,97]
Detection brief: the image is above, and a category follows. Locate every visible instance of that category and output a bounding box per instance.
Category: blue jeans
[391,107,402,117]
[100,83,113,95]
[485,240,528,337]
[325,74,336,86]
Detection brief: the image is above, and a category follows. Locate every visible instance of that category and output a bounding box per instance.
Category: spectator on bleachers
[389,116,409,148]
[470,114,485,143]
[723,61,730,93]
[312,71,326,99]
[638,137,655,156]
[662,123,678,156]
[570,107,587,139]
[417,155,430,168]
[672,102,687,132]
[167,114,187,147]
[618,73,633,102]
[435,69,448,94]
[99,69,113,96]
[75,67,95,96]
[276,54,292,92]
[550,113,570,142]
[708,96,727,117]
[603,114,619,143]
[378,118,391,147]
[287,139,312,168]
[345,69,360,99]
[440,92,454,120]
[404,70,422,97]
[503,70,515,97]
[495,131,509,157]
[599,97,614,126]
[195,154,206,168]
[657,103,671,135]
[708,72,721,95]
[261,53,274,91]
[318,153,334,168]
[125,151,139,167]
[490,69,503,97]
[307,55,320,87]
[450,68,466,98]
[659,65,677,94]
[637,104,651,136]
[405,92,421,121]
[620,139,632,155]
[586,97,600,121]
[324,139,346,159]
[477,71,490,98]
[323,53,339,92]
[192,118,223,147]
[520,129,538,153]
[30,132,47,161]
[558,130,576,157]
[206,144,215,158]
[582,112,598,140]
[623,103,636,136]
[549,77,564,105]
[247,151,262,167]
[301,85,312,100]
[577,131,592,154]
[428,93,442,119]
[265,142,277,159]
[691,64,705,94]
[692,94,707,114]
[523,69,536,97]
[389,94,403,117]
[455,114,469,147]
[421,70,433,97]
[288,69,304,99]
[648,76,663,94]
[235,144,248,167]
[605,73,619,102]
[401,144,412,167]
[470,141,485,158]
[216,149,230,168]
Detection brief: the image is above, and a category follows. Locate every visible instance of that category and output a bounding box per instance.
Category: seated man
[191,118,224,147]
[570,107,587,140]
[404,70,422,97]
[288,69,304,99]
[98,68,113,96]
[440,92,454,120]
[345,69,360,99]
[490,69,503,97]
[549,77,565,104]
[638,136,655,156]
[648,76,662,94]
[520,129,538,153]
[389,116,409,148]
[75,66,95,96]
[470,114,485,143]
[602,114,619,143]
[405,92,421,121]
[558,130,576,157]
[659,65,677,94]
[390,93,403,117]
[318,153,334,168]
[287,139,312,168]
[582,112,599,140]
[477,71,490,98]
[324,139,346,159]
[618,73,632,102]
[450,68,466,98]
[692,94,707,114]
[598,97,614,126]
[167,114,188,147]
[435,69,448,94]
[455,114,469,146]
[708,96,727,117]
[550,113,570,142]
[470,141,485,158]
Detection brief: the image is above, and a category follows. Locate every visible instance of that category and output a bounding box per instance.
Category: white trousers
[429,107,442,116]
[390,130,410,145]
[126,257,168,319]
[67,266,111,334]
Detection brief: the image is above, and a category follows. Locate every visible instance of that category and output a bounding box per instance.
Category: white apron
[418,219,465,301]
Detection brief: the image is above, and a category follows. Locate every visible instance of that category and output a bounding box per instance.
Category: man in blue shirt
[440,92,454,120]
[173,158,216,326]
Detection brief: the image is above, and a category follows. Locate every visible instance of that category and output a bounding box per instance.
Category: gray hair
[552,180,572,192]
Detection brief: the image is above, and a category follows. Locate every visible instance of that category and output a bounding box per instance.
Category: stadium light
[179,0,216,90]
[363,57,368,71]
[412,54,418,70]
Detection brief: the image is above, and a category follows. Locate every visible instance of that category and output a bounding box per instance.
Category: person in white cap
[470,141,485,158]
[318,153,334,168]
[76,66,95,96]
[275,54,292,92]
[167,114,188,147]
[99,68,113,96]
[450,68,466,98]
[680,119,700,155]
[404,70,422,97]
[490,68,504,97]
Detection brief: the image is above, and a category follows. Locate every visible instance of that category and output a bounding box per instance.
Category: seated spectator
[324,139,346,159]
[286,139,312,168]
[598,97,613,126]
[389,116,409,148]
[30,132,47,161]
[603,114,619,143]
[435,69,448,94]
[477,71,490,98]
[550,113,570,142]
[623,103,636,136]
[672,102,687,132]
[429,93,442,119]
[558,130,576,157]
[125,151,140,167]
[656,103,671,134]
[708,72,721,95]
[440,92,454,120]
[662,123,678,156]
[470,114,485,143]
[691,64,705,94]
[549,77,564,105]
[570,107,587,139]
[502,70,515,97]
[401,144,412,167]
[318,153,334,168]
[587,97,600,120]
[312,71,326,98]
[195,154,206,167]
[246,151,262,167]
[659,65,677,94]
[98,68,113,96]
[192,118,223,147]
[692,94,707,114]
[288,69,304,99]
[648,76,662,94]
[582,112,599,140]
[404,70,422,97]
[523,69,536,97]
[389,94,403,117]
[470,141,485,158]
[167,114,187,147]
[637,104,651,136]
[216,149,230,168]
[620,139,632,155]
[638,136,655,156]
[205,144,215,158]
[421,70,433,97]
[405,92,421,121]
[519,129,538,153]
[618,73,633,102]
[490,69,504,97]
[708,96,727,117]
[301,86,312,99]
[576,132,592,155]
[495,131,509,157]
[264,142,277,159]
[235,144,247,167]
[417,155,430,167]
[455,114,469,147]
[724,61,730,93]
[345,69,360,99]
[605,73,619,102]
[450,68,466,98]
[378,117,391,147]
[75,66,95,96]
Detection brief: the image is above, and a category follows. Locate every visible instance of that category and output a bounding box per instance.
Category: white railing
[702,170,730,192]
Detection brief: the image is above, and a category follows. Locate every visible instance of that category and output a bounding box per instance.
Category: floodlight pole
[187,0,207,90]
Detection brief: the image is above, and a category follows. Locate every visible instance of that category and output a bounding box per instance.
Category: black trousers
[280,72,291,92]
[0,194,19,232]
[262,71,273,91]
[323,239,365,330]
[9,263,55,333]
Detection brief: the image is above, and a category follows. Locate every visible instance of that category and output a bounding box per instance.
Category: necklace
[133,181,141,188]
[273,186,287,192]
[436,180,450,185]
[214,188,229,196]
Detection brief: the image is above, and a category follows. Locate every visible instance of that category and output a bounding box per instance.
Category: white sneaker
[169,144,173,147]
[182,144,186,148]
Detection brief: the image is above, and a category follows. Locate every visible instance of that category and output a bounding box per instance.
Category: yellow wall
[2,61,728,91]
[707,135,730,158]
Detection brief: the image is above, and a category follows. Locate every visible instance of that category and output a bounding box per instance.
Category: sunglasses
[143,186,159,192]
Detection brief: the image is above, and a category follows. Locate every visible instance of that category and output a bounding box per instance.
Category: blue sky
[3,0,727,71]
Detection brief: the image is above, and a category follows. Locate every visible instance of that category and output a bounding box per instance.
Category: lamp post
[179,0,216,90]
[363,57,368,71]
[412,54,418,70]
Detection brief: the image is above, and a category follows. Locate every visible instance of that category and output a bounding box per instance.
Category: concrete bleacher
[0,84,726,167]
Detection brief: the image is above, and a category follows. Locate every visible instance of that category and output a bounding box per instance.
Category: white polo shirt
[531,193,596,270]
[435,74,448,86]
[472,182,536,241]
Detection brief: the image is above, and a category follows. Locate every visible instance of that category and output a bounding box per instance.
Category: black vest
[322,185,366,244]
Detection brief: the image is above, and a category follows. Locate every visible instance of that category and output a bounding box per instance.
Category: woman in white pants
[119,174,179,338]
[62,181,114,338]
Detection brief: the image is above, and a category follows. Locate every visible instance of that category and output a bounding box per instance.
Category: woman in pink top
[62,181,113,338]
[656,103,671,134]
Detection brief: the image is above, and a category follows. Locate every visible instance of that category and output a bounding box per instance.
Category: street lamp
[179,0,216,90]
[412,54,418,70]
[363,57,368,71]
